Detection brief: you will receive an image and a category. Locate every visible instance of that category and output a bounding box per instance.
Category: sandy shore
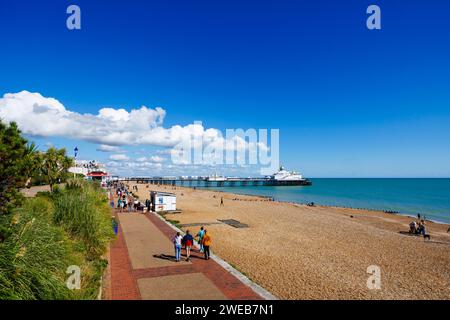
[126,182,450,300]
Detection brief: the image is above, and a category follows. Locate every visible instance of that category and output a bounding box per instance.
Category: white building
[150,191,177,212]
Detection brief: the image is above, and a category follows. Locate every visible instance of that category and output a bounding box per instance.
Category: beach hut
[150,191,177,212]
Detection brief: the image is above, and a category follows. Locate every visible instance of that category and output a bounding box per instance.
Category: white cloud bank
[0,91,241,148]
[0,91,274,173]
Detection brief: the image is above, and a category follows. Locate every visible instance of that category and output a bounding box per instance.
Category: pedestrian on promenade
[128,197,133,212]
[123,195,127,212]
[173,232,183,262]
[202,230,212,260]
[182,230,194,261]
[118,198,123,212]
[196,226,205,253]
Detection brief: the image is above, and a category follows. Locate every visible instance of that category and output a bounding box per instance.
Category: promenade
[105,210,267,300]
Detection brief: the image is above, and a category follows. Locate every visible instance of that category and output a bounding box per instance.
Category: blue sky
[0,0,449,177]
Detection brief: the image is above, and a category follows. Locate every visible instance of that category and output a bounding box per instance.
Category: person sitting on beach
[418,220,427,238]
[172,232,183,262]
[196,226,205,253]
[202,230,212,260]
[182,230,194,262]
[409,221,418,234]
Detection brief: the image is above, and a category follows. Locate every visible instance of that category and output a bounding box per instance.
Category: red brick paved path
[109,209,263,300]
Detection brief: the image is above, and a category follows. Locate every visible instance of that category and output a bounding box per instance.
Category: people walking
[173,232,183,262]
[196,226,205,253]
[122,195,127,212]
[182,230,194,261]
[202,230,212,260]
[128,197,133,212]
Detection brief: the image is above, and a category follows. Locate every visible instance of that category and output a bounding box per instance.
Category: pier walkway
[105,210,266,300]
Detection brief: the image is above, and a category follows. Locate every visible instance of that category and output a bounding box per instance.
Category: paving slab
[137,273,228,300]
[118,213,190,269]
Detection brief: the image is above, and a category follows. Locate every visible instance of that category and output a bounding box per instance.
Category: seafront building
[68,160,112,185]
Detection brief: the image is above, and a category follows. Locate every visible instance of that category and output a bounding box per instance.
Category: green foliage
[0,197,75,299]
[41,147,73,192]
[0,181,115,300]
[53,179,114,259]
[0,121,42,215]
[0,122,113,299]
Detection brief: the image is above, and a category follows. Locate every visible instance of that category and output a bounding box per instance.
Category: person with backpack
[182,230,194,261]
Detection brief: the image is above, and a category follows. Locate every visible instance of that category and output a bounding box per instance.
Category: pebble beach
[127,182,450,300]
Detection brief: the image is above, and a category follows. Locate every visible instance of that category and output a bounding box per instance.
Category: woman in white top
[172,232,183,262]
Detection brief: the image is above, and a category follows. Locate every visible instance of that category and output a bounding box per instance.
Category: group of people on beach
[409,214,429,239]
[172,226,212,261]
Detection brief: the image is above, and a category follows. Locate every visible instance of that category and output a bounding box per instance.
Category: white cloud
[0,91,270,164]
[150,155,165,163]
[97,144,122,152]
[109,154,130,161]
[156,149,172,155]
[0,90,167,146]
[135,155,165,163]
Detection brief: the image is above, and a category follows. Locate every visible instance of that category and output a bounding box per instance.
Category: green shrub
[0,180,115,300]
[53,179,114,259]
[0,197,75,299]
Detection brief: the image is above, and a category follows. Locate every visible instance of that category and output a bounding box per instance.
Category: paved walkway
[109,210,264,300]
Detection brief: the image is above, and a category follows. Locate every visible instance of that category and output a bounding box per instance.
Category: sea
[202,178,450,224]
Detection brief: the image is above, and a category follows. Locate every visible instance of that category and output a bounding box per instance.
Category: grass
[53,179,113,259]
[159,214,182,229]
[0,179,114,300]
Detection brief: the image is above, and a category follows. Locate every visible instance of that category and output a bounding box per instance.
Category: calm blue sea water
[202,179,450,224]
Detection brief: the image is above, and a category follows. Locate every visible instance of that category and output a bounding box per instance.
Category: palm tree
[41,147,74,192]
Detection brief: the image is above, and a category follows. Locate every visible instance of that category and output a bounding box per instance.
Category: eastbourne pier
[124,176,312,187]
